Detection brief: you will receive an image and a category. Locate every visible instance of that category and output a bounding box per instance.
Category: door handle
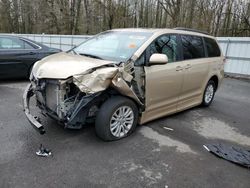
[23,51,35,55]
[185,64,192,69]
[28,51,35,55]
[176,66,183,71]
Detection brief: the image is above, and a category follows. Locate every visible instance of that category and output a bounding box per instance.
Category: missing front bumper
[23,83,45,135]
[23,83,105,134]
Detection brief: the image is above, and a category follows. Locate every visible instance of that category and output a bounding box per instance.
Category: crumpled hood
[31,52,142,105]
[32,52,115,79]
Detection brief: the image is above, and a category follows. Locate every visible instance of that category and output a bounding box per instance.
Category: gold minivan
[23,28,224,141]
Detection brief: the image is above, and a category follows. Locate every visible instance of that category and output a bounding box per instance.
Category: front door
[142,34,185,123]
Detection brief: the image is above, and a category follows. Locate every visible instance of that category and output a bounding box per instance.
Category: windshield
[73,31,153,62]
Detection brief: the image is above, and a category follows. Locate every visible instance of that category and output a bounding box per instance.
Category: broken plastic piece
[34,116,41,123]
[36,144,52,157]
[203,145,210,152]
[163,127,174,131]
[204,143,250,168]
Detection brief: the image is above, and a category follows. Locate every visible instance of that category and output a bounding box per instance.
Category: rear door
[177,35,209,110]
[0,37,38,79]
[143,34,185,121]
[204,37,224,79]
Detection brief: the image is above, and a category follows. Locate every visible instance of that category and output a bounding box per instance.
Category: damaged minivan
[23,28,224,141]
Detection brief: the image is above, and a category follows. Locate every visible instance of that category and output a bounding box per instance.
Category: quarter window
[204,37,221,57]
[181,35,205,60]
[149,35,178,63]
[23,40,35,49]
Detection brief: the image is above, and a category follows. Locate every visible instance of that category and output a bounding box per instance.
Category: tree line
[0,0,249,36]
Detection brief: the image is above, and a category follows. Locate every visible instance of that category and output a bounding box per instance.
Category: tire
[202,80,216,107]
[95,96,139,141]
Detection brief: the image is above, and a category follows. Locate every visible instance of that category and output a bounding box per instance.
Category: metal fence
[12,33,91,51]
[217,37,250,76]
[5,33,250,76]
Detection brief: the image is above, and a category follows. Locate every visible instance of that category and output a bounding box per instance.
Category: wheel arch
[106,88,144,114]
[209,75,219,91]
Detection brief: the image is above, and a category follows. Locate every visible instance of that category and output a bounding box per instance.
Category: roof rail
[173,27,209,35]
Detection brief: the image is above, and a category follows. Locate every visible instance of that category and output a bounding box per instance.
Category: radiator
[45,83,59,112]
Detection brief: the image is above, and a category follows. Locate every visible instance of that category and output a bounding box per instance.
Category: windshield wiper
[79,53,103,60]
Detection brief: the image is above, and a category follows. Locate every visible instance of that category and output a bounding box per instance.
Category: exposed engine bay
[27,57,145,131]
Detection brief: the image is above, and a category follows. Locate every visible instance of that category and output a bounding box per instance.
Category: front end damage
[23,83,45,134]
[23,58,144,134]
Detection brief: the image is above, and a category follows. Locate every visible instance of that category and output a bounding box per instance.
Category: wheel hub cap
[110,106,134,138]
[205,84,214,104]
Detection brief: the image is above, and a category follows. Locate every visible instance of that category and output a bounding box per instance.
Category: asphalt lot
[0,77,250,188]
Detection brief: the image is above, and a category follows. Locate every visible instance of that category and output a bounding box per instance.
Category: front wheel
[202,80,216,107]
[95,96,138,141]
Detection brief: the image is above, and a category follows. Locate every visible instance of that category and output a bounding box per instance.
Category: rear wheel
[95,96,138,141]
[202,80,216,107]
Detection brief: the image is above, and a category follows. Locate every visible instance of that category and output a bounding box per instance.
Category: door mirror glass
[149,53,168,65]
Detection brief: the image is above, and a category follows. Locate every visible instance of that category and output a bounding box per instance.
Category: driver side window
[149,35,178,63]
[134,34,178,66]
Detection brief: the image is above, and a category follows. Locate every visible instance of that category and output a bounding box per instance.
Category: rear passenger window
[22,40,36,49]
[0,37,35,50]
[204,37,221,57]
[181,35,205,60]
[0,38,22,49]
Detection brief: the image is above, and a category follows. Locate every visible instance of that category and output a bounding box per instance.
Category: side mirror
[149,53,168,65]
